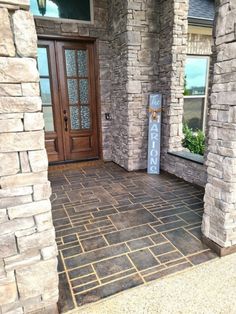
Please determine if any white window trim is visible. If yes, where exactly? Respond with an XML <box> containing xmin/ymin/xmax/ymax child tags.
<box><xmin>184</xmin><ymin>55</ymin><xmax>210</xmax><ymax>132</ymax></box>
<box><xmin>32</xmin><ymin>0</ymin><xmax>94</xmax><ymax>25</ymax></box>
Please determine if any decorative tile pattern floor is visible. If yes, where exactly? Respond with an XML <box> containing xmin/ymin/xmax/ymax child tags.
<box><xmin>49</xmin><ymin>162</ymin><xmax>217</xmax><ymax>313</ymax></box>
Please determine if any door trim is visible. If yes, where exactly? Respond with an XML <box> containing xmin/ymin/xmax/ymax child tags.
<box><xmin>38</xmin><ymin>34</ymin><xmax>103</xmax><ymax>163</ymax></box>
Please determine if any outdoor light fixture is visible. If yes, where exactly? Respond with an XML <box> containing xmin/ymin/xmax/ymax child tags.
<box><xmin>37</xmin><ymin>0</ymin><xmax>47</xmax><ymax>16</ymax></box>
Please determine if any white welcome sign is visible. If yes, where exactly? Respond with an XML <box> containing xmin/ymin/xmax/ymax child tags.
<box><xmin>147</xmin><ymin>93</ymin><xmax>162</xmax><ymax>174</ymax></box>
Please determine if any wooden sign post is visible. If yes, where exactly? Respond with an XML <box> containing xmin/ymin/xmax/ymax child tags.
<box><xmin>147</xmin><ymin>93</ymin><xmax>162</xmax><ymax>174</ymax></box>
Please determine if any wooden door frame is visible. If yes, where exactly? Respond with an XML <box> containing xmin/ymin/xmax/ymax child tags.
<box><xmin>37</xmin><ymin>39</ymin><xmax>65</xmax><ymax>162</ymax></box>
<box><xmin>37</xmin><ymin>34</ymin><xmax>103</xmax><ymax>162</ymax></box>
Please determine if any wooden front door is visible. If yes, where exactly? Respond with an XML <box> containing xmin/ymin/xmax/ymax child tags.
<box><xmin>37</xmin><ymin>39</ymin><xmax>99</xmax><ymax>163</ymax></box>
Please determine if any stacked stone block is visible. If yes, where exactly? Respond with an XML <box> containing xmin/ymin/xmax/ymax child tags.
<box><xmin>126</xmin><ymin>0</ymin><xmax>159</xmax><ymax>171</ymax></box>
<box><xmin>156</xmin><ymin>0</ymin><xmax>207</xmax><ymax>186</ymax></box>
<box><xmin>202</xmin><ymin>0</ymin><xmax>236</xmax><ymax>252</ymax></box>
<box><xmin>159</xmin><ymin>0</ymin><xmax>188</xmax><ymax>158</ymax></box>
<box><xmin>109</xmin><ymin>0</ymin><xmax>129</xmax><ymax>169</ymax></box>
<box><xmin>0</xmin><ymin>1</ymin><xmax>58</xmax><ymax>313</ymax></box>
<box><xmin>109</xmin><ymin>0</ymin><xmax>159</xmax><ymax>171</ymax></box>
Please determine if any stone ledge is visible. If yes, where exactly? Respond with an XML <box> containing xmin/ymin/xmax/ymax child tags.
<box><xmin>168</xmin><ymin>151</ymin><xmax>204</xmax><ymax>165</ymax></box>
<box><xmin>202</xmin><ymin>235</ymin><xmax>236</xmax><ymax>257</ymax></box>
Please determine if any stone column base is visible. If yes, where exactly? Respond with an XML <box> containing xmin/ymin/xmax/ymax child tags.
<box><xmin>202</xmin><ymin>236</ymin><xmax>236</xmax><ymax>257</ymax></box>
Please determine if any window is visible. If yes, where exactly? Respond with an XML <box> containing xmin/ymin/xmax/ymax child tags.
<box><xmin>183</xmin><ymin>56</ymin><xmax>209</xmax><ymax>131</ymax></box>
<box><xmin>30</xmin><ymin>0</ymin><xmax>92</xmax><ymax>22</ymax></box>
<box><xmin>37</xmin><ymin>46</ymin><xmax>55</xmax><ymax>132</ymax></box>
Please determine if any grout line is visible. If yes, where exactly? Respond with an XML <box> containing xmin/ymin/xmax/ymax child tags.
<box><xmin>183</xmin><ymin>227</ymin><xmax>203</xmax><ymax>242</ymax></box>
<box><xmin>125</xmin><ymin>253</ymin><xmax>145</xmax><ymax>283</ymax></box>
<box><xmin>59</xmin><ymin>250</ymin><xmax>77</xmax><ymax>309</ymax></box>
<box><xmin>143</xmin><ymin>260</ymin><xmax>193</xmax><ymax>280</ymax></box>
<box><xmin>73</xmin><ymin>272</ymin><xmax>139</xmax><ymax>297</ymax></box>
<box><xmin>63</xmin><ymin>251</ymin><xmax>130</xmax><ymax>272</ymax></box>
<box><xmin>70</xmin><ymin>273</ymin><xmax>96</xmax><ymax>283</ymax></box>
<box><xmin>72</xmin><ymin>279</ymin><xmax>99</xmax><ymax>291</ymax></box>
<box><xmin>103</xmin><ymin>234</ymin><xmax>110</xmax><ymax>246</ymax></box>
<box><xmin>106</xmin><ymin>215</ymin><xmax>118</xmax><ymax>231</ymax></box>
<box><xmin>95</xmin><ymin>267</ymin><xmax>136</xmax><ymax>282</ymax></box>
<box><xmin>186</xmin><ymin>248</ymin><xmax>215</xmax><ymax>258</ymax></box>
<box><xmin>91</xmin><ymin>264</ymin><xmax>101</xmax><ymax>285</ymax></box>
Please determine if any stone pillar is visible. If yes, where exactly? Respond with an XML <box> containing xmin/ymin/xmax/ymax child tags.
<box><xmin>125</xmin><ymin>0</ymin><xmax>159</xmax><ymax>171</ymax></box>
<box><xmin>110</xmin><ymin>0</ymin><xmax>159</xmax><ymax>171</ymax></box>
<box><xmin>0</xmin><ymin>1</ymin><xmax>59</xmax><ymax>313</ymax></box>
<box><xmin>109</xmin><ymin>0</ymin><xmax>129</xmax><ymax>170</ymax></box>
<box><xmin>202</xmin><ymin>0</ymin><xmax>236</xmax><ymax>256</ymax></box>
<box><xmin>159</xmin><ymin>0</ymin><xmax>188</xmax><ymax>169</ymax></box>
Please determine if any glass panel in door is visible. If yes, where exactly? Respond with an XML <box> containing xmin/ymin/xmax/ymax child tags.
<box><xmin>64</xmin><ymin>48</ymin><xmax>91</xmax><ymax>131</ymax></box>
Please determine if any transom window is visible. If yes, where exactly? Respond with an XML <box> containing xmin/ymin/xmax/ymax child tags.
<box><xmin>183</xmin><ymin>56</ymin><xmax>210</xmax><ymax>131</ymax></box>
<box><xmin>30</xmin><ymin>0</ymin><xmax>92</xmax><ymax>22</ymax></box>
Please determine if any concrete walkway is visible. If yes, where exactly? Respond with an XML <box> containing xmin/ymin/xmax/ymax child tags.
<box><xmin>68</xmin><ymin>253</ymin><xmax>236</xmax><ymax>314</ymax></box>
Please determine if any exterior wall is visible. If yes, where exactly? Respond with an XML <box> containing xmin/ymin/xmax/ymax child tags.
<box><xmin>164</xmin><ymin>25</ymin><xmax>213</xmax><ymax>188</ymax></box>
<box><xmin>34</xmin><ymin>0</ymin><xmax>159</xmax><ymax>171</ymax></box>
<box><xmin>157</xmin><ymin>0</ymin><xmax>203</xmax><ymax>184</ymax></box>
<box><xmin>35</xmin><ymin>0</ymin><xmax>112</xmax><ymax>161</ymax></box>
<box><xmin>159</xmin><ymin>0</ymin><xmax>188</xmax><ymax>156</ymax></box>
<box><xmin>109</xmin><ymin>0</ymin><xmax>159</xmax><ymax>171</ymax></box>
<box><xmin>159</xmin><ymin>19</ymin><xmax>214</xmax><ymax>188</ymax></box>
<box><xmin>125</xmin><ymin>0</ymin><xmax>159</xmax><ymax>171</ymax></box>
<box><xmin>109</xmin><ymin>0</ymin><xmax>129</xmax><ymax>169</ymax></box>
<box><xmin>0</xmin><ymin>1</ymin><xmax>59</xmax><ymax>313</ymax></box>
<box><xmin>32</xmin><ymin>1</ymin><xmax>212</xmax><ymax>189</ymax></box>
<box><xmin>164</xmin><ymin>155</ymin><xmax>207</xmax><ymax>187</ymax></box>
<box><xmin>202</xmin><ymin>0</ymin><xmax>236</xmax><ymax>249</ymax></box>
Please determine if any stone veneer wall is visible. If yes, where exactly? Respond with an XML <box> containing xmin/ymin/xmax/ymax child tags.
<box><xmin>161</xmin><ymin>25</ymin><xmax>213</xmax><ymax>188</ymax></box>
<box><xmin>35</xmin><ymin>0</ymin><xmax>112</xmax><ymax>161</ymax></box>
<box><xmin>109</xmin><ymin>0</ymin><xmax>159</xmax><ymax>171</ymax></box>
<box><xmin>157</xmin><ymin>0</ymin><xmax>205</xmax><ymax>185</ymax></box>
<box><xmin>202</xmin><ymin>0</ymin><xmax>236</xmax><ymax>250</ymax></box>
<box><xmin>125</xmin><ymin>0</ymin><xmax>159</xmax><ymax>170</ymax></box>
<box><xmin>159</xmin><ymin>0</ymin><xmax>188</xmax><ymax>156</ymax></box>
<box><xmin>164</xmin><ymin>155</ymin><xmax>207</xmax><ymax>187</ymax></box>
<box><xmin>109</xmin><ymin>0</ymin><xmax>129</xmax><ymax>169</ymax></box>
<box><xmin>0</xmin><ymin>1</ymin><xmax>58</xmax><ymax>313</ymax></box>
<box><xmin>33</xmin><ymin>0</ymin><xmax>210</xmax><ymax>188</ymax></box>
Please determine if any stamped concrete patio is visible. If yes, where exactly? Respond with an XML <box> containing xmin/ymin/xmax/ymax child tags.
<box><xmin>49</xmin><ymin>162</ymin><xmax>217</xmax><ymax>313</ymax></box>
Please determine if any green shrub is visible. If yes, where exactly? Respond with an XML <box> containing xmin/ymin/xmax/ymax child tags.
<box><xmin>182</xmin><ymin>124</ymin><xmax>205</xmax><ymax>156</ymax></box>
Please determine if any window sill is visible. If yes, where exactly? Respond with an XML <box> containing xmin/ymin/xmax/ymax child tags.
<box><xmin>168</xmin><ymin>151</ymin><xmax>204</xmax><ymax>165</ymax></box>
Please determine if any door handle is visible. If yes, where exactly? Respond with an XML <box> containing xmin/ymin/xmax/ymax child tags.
<box><xmin>63</xmin><ymin>111</ymin><xmax>68</xmax><ymax>131</ymax></box>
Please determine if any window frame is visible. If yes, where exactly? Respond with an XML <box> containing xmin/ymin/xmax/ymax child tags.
<box><xmin>183</xmin><ymin>54</ymin><xmax>210</xmax><ymax>132</ymax></box>
<box><xmin>31</xmin><ymin>0</ymin><xmax>94</xmax><ymax>25</ymax></box>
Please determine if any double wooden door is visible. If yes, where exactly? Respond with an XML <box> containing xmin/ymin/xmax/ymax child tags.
<box><xmin>37</xmin><ymin>39</ymin><xmax>99</xmax><ymax>163</ymax></box>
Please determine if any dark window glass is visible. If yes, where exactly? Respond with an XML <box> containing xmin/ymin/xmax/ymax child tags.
<box><xmin>30</xmin><ymin>0</ymin><xmax>91</xmax><ymax>21</ymax></box>
<box><xmin>183</xmin><ymin>98</ymin><xmax>205</xmax><ymax>131</ymax></box>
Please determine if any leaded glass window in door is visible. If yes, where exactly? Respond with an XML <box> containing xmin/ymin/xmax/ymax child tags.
<box><xmin>64</xmin><ymin>48</ymin><xmax>91</xmax><ymax>130</ymax></box>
